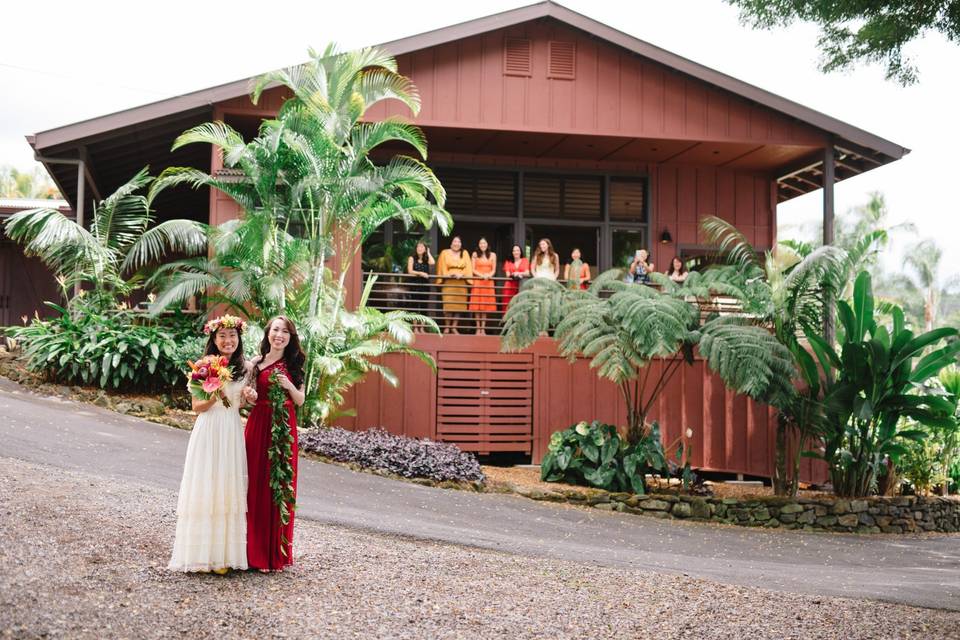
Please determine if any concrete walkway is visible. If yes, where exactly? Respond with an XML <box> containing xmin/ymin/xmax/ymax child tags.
<box><xmin>1</xmin><ymin>378</ymin><xmax>958</xmax><ymax>611</ymax></box>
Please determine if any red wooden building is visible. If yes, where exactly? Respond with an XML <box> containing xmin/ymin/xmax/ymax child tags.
<box><xmin>22</xmin><ymin>2</ymin><xmax>907</xmax><ymax>478</ymax></box>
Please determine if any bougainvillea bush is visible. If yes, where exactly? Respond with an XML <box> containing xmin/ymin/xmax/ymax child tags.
<box><xmin>300</xmin><ymin>427</ymin><xmax>485</xmax><ymax>483</ymax></box>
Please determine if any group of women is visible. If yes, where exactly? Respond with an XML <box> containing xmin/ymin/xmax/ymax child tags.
<box><xmin>169</xmin><ymin>315</ymin><xmax>304</xmax><ymax>574</ymax></box>
<box><xmin>405</xmin><ymin>237</ymin><xmax>692</xmax><ymax>333</ymax></box>
<box><xmin>405</xmin><ymin>237</ymin><xmax>592</xmax><ymax>334</ymax></box>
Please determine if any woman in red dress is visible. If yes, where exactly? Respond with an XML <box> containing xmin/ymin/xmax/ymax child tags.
<box><xmin>501</xmin><ymin>244</ymin><xmax>530</xmax><ymax>313</ymax></box>
<box><xmin>245</xmin><ymin>316</ymin><xmax>305</xmax><ymax>572</ymax></box>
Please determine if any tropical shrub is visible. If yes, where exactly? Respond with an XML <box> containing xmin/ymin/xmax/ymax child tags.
<box><xmin>299</xmin><ymin>427</ymin><xmax>484</xmax><ymax>483</ymax></box>
<box><xmin>900</xmin><ymin>435</ymin><xmax>947</xmax><ymax>495</ymax></box>
<box><xmin>4</xmin><ymin>168</ymin><xmax>206</xmax><ymax>306</ymax></box>
<box><xmin>501</xmin><ymin>269</ymin><xmax>794</xmax><ymax>447</ymax></box>
<box><xmin>806</xmin><ymin>272</ymin><xmax>960</xmax><ymax>497</ymax></box>
<box><xmin>540</xmin><ymin>421</ymin><xmax>671</xmax><ymax>494</ymax></box>
<box><xmin>300</xmin><ymin>275</ymin><xmax>437</xmax><ymax>426</ymax></box>
<box><xmin>9</xmin><ymin>298</ymin><xmax>189</xmax><ymax>391</ymax></box>
<box><xmin>701</xmin><ymin>216</ymin><xmax>883</xmax><ymax>497</ymax></box>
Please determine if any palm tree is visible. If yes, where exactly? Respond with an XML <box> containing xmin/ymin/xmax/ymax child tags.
<box><xmin>4</xmin><ymin>168</ymin><xmax>206</xmax><ymax>306</ymax></box>
<box><xmin>885</xmin><ymin>239</ymin><xmax>958</xmax><ymax>331</ymax></box>
<box><xmin>146</xmin><ymin>207</ymin><xmax>312</xmax><ymax>320</ymax></box>
<box><xmin>152</xmin><ymin>45</ymin><xmax>453</xmax><ymax>324</ymax></box>
<box><xmin>701</xmin><ymin>216</ymin><xmax>868</xmax><ymax>496</ymax></box>
<box><xmin>501</xmin><ymin>269</ymin><xmax>794</xmax><ymax>447</ymax></box>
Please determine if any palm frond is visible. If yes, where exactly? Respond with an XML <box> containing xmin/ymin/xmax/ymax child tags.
<box><xmin>122</xmin><ymin>219</ymin><xmax>208</xmax><ymax>272</ymax></box>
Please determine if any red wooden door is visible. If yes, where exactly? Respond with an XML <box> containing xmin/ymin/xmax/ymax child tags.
<box><xmin>436</xmin><ymin>351</ymin><xmax>533</xmax><ymax>454</ymax></box>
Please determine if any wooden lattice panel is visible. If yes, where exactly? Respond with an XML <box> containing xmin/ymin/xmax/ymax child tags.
<box><xmin>436</xmin><ymin>352</ymin><xmax>533</xmax><ymax>454</ymax></box>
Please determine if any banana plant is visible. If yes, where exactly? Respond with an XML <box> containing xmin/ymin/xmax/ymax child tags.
<box><xmin>804</xmin><ymin>272</ymin><xmax>960</xmax><ymax>497</ymax></box>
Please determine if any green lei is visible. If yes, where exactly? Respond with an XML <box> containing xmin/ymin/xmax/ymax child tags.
<box><xmin>567</xmin><ymin>259</ymin><xmax>583</xmax><ymax>289</ymax></box>
<box><xmin>267</xmin><ymin>367</ymin><xmax>296</xmax><ymax>556</ymax></box>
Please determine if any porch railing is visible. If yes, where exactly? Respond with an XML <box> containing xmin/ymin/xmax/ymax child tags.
<box><xmin>362</xmin><ymin>271</ymin><xmax>743</xmax><ymax>335</ymax></box>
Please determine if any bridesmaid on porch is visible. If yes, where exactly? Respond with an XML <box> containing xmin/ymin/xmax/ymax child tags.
<box><xmin>245</xmin><ymin>316</ymin><xmax>305</xmax><ymax>572</ymax></box>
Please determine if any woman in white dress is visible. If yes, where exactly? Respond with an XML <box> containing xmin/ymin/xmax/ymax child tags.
<box><xmin>169</xmin><ymin>315</ymin><xmax>257</xmax><ymax>574</ymax></box>
<box><xmin>531</xmin><ymin>238</ymin><xmax>560</xmax><ymax>280</ymax></box>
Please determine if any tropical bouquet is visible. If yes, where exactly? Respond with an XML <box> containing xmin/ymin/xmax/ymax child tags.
<box><xmin>186</xmin><ymin>354</ymin><xmax>235</xmax><ymax>407</ymax></box>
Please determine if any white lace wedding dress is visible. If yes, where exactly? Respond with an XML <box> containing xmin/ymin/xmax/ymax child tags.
<box><xmin>169</xmin><ymin>380</ymin><xmax>248</xmax><ymax>571</ymax></box>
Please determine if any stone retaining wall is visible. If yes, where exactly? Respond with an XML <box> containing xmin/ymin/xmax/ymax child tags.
<box><xmin>514</xmin><ymin>487</ymin><xmax>960</xmax><ymax>534</ymax></box>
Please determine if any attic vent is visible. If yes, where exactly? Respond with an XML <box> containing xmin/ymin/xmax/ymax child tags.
<box><xmin>547</xmin><ymin>41</ymin><xmax>576</xmax><ymax>79</ymax></box>
<box><xmin>503</xmin><ymin>38</ymin><xmax>532</xmax><ymax>76</ymax></box>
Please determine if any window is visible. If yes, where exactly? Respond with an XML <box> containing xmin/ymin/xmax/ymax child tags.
<box><xmin>609</xmin><ymin>178</ymin><xmax>646</xmax><ymax>222</ymax></box>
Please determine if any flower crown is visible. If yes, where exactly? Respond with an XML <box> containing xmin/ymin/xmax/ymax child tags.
<box><xmin>203</xmin><ymin>314</ymin><xmax>247</xmax><ymax>335</ymax></box>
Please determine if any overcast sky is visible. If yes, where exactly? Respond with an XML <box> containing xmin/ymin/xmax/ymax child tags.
<box><xmin>2</xmin><ymin>0</ymin><xmax>957</xmax><ymax>275</ymax></box>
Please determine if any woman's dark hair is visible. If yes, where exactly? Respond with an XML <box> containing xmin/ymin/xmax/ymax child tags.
<box><xmin>476</xmin><ymin>237</ymin><xmax>491</xmax><ymax>259</ymax></box>
<box><xmin>450</xmin><ymin>235</ymin><xmax>466</xmax><ymax>258</ymax></box>
<box><xmin>203</xmin><ymin>329</ymin><xmax>246</xmax><ymax>380</ymax></box>
<box><xmin>257</xmin><ymin>315</ymin><xmax>306</xmax><ymax>388</ymax></box>
<box><xmin>505</xmin><ymin>244</ymin><xmax>523</xmax><ymax>266</ymax></box>
<box><xmin>414</xmin><ymin>241</ymin><xmax>428</xmax><ymax>260</ymax></box>
<box><xmin>668</xmin><ymin>255</ymin><xmax>687</xmax><ymax>275</ymax></box>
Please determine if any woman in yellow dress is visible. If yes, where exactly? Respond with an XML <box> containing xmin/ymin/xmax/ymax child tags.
<box><xmin>436</xmin><ymin>236</ymin><xmax>473</xmax><ymax>334</ymax></box>
<box><xmin>469</xmin><ymin>237</ymin><xmax>497</xmax><ymax>335</ymax></box>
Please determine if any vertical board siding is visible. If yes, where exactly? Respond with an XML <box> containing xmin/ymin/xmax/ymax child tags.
<box><xmin>340</xmin><ymin>336</ymin><xmax>825</xmax><ymax>482</ymax></box>
<box><xmin>374</xmin><ymin>20</ymin><xmax>825</xmax><ymax>147</ymax></box>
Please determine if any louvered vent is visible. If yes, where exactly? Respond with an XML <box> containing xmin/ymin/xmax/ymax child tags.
<box><xmin>503</xmin><ymin>38</ymin><xmax>532</xmax><ymax>76</ymax></box>
<box><xmin>434</xmin><ymin>168</ymin><xmax>517</xmax><ymax>217</ymax></box>
<box><xmin>524</xmin><ymin>174</ymin><xmax>601</xmax><ymax>219</ymax></box>
<box><xmin>547</xmin><ymin>41</ymin><xmax>576</xmax><ymax>79</ymax></box>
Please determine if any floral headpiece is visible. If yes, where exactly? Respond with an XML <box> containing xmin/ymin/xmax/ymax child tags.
<box><xmin>203</xmin><ymin>314</ymin><xmax>247</xmax><ymax>335</ymax></box>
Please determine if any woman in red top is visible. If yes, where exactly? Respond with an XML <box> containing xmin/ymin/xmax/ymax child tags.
<box><xmin>501</xmin><ymin>244</ymin><xmax>530</xmax><ymax>312</ymax></box>
<box><xmin>245</xmin><ymin>316</ymin><xmax>305</xmax><ymax>572</ymax></box>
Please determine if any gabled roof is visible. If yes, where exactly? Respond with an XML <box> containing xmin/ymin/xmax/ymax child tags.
<box><xmin>28</xmin><ymin>1</ymin><xmax>908</xmax><ymax>204</ymax></box>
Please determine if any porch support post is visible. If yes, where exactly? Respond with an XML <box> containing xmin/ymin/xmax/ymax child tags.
<box><xmin>822</xmin><ymin>145</ymin><xmax>835</xmax><ymax>346</ymax></box>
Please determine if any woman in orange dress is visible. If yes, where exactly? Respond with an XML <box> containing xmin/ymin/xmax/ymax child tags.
<box><xmin>436</xmin><ymin>236</ymin><xmax>473</xmax><ymax>334</ymax></box>
<box><xmin>469</xmin><ymin>237</ymin><xmax>497</xmax><ymax>335</ymax></box>
<box><xmin>563</xmin><ymin>247</ymin><xmax>590</xmax><ymax>290</ymax></box>
<box><xmin>501</xmin><ymin>244</ymin><xmax>530</xmax><ymax>312</ymax></box>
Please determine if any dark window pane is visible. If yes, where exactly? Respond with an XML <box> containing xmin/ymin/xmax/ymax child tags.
<box><xmin>611</xmin><ymin>229</ymin><xmax>648</xmax><ymax>270</ymax></box>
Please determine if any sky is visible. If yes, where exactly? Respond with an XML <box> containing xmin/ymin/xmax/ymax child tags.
<box><xmin>2</xmin><ymin>0</ymin><xmax>958</xmax><ymax>276</ymax></box>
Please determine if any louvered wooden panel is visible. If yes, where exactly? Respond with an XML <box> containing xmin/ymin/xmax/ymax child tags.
<box><xmin>503</xmin><ymin>38</ymin><xmax>532</xmax><ymax>77</ymax></box>
<box><xmin>547</xmin><ymin>41</ymin><xmax>576</xmax><ymax>80</ymax></box>
<box><xmin>524</xmin><ymin>174</ymin><xmax>602</xmax><ymax>219</ymax></box>
<box><xmin>437</xmin><ymin>352</ymin><xmax>533</xmax><ymax>454</ymax></box>
<box><xmin>609</xmin><ymin>178</ymin><xmax>646</xmax><ymax>221</ymax></box>
<box><xmin>434</xmin><ymin>168</ymin><xmax>517</xmax><ymax>217</ymax></box>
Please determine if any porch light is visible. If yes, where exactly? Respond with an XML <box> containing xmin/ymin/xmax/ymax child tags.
<box><xmin>660</xmin><ymin>228</ymin><xmax>673</xmax><ymax>244</ymax></box>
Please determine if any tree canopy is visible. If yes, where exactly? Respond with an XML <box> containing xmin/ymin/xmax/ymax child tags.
<box><xmin>726</xmin><ymin>0</ymin><xmax>960</xmax><ymax>85</ymax></box>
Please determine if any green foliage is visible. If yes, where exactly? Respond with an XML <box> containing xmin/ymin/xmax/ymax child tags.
<box><xmin>299</xmin><ymin>274</ymin><xmax>438</xmax><ymax>426</ymax></box>
<box><xmin>150</xmin><ymin>45</ymin><xmax>453</xmax><ymax>423</ymax></box>
<box><xmin>807</xmin><ymin>272</ymin><xmax>960</xmax><ymax>497</ymax></box>
<box><xmin>900</xmin><ymin>433</ymin><xmax>949</xmax><ymax>495</ymax></box>
<box><xmin>540</xmin><ymin>421</ymin><xmax>668</xmax><ymax>494</ymax></box>
<box><xmin>8</xmin><ymin>298</ymin><xmax>191</xmax><ymax>391</ymax></box>
<box><xmin>4</xmin><ymin>169</ymin><xmax>206</xmax><ymax>306</ymax></box>
<box><xmin>502</xmin><ymin>268</ymin><xmax>793</xmax><ymax>446</ymax></box>
<box><xmin>726</xmin><ymin>0</ymin><xmax>960</xmax><ymax>85</ymax></box>
<box><xmin>701</xmin><ymin>215</ymin><xmax>856</xmax><ymax>497</ymax></box>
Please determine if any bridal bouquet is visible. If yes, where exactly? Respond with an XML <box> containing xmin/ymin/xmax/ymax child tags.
<box><xmin>186</xmin><ymin>355</ymin><xmax>234</xmax><ymax>408</ymax></box>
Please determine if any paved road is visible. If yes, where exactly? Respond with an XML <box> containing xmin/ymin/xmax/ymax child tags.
<box><xmin>2</xmin><ymin>378</ymin><xmax>959</xmax><ymax>611</ymax></box>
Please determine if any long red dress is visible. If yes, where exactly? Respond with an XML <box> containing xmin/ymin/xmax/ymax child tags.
<box><xmin>245</xmin><ymin>360</ymin><xmax>298</xmax><ymax>571</ymax></box>
<box><xmin>501</xmin><ymin>257</ymin><xmax>529</xmax><ymax>312</ymax></box>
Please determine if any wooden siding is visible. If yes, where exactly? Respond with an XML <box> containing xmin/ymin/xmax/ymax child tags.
<box><xmin>338</xmin><ymin>334</ymin><xmax>825</xmax><ymax>482</ymax></box>
<box><xmin>361</xmin><ymin>19</ymin><xmax>826</xmax><ymax>148</ymax></box>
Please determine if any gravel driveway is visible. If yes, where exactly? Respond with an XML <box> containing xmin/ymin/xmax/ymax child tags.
<box><xmin>1</xmin><ymin>457</ymin><xmax>957</xmax><ymax>640</ymax></box>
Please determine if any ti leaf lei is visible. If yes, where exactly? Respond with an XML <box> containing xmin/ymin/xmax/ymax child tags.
<box><xmin>267</xmin><ymin>367</ymin><xmax>296</xmax><ymax>556</ymax></box>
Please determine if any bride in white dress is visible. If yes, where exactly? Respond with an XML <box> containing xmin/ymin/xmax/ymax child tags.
<box><xmin>169</xmin><ymin>316</ymin><xmax>257</xmax><ymax>573</ymax></box>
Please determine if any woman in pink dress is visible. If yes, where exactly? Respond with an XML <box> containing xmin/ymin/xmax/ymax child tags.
<box><xmin>245</xmin><ymin>316</ymin><xmax>305</xmax><ymax>572</ymax></box>
<box><xmin>501</xmin><ymin>244</ymin><xmax>530</xmax><ymax>312</ymax></box>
